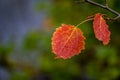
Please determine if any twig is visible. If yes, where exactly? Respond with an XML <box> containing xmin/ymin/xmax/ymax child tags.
<box><xmin>105</xmin><ymin>0</ymin><xmax>108</xmax><ymax>7</ymax></box>
<box><xmin>84</xmin><ymin>0</ymin><xmax>120</xmax><ymax>20</ymax></box>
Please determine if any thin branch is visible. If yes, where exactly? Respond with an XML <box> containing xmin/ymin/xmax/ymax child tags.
<box><xmin>84</xmin><ymin>0</ymin><xmax>120</xmax><ymax>20</ymax></box>
<box><xmin>105</xmin><ymin>0</ymin><xmax>108</xmax><ymax>7</ymax></box>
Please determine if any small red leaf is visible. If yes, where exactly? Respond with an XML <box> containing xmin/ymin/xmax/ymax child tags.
<box><xmin>52</xmin><ymin>24</ymin><xmax>85</xmax><ymax>59</ymax></box>
<box><xmin>93</xmin><ymin>13</ymin><xmax>111</xmax><ymax>45</ymax></box>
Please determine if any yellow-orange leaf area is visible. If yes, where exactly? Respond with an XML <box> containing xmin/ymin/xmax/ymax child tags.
<box><xmin>93</xmin><ymin>13</ymin><xmax>111</xmax><ymax>45</ymax></box>
<box><xmin>52</xmin><ymin>24</ymin><xmax>85</xmax><ymax>59</ymax></box>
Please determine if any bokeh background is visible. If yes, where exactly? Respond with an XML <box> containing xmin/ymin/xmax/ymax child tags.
<box><xmin>0</xmin><ymin>0</ymin><xmax>120</xmax><ymax>80</ymax></box>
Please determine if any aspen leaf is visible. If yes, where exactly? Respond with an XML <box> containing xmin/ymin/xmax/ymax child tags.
<box><xmin>52</xmin><ymin>24</ymin><xmax>85</xmax><ymax>59</ymax></box>
<box><xmin>93</xmin><ymin>13</ymin><xmax>111</xmax><ymax>45</ymax></box>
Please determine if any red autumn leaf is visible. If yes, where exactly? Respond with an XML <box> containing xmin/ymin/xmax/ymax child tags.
<box><xmin>52</xmin><ymin>24</ymin><xmax>85</xmax><ymax>59</ymax></box>
<box><xmin>93</xmin><ymin>13</ymin><xmax>111</xmax><ymax>45</ymax></box>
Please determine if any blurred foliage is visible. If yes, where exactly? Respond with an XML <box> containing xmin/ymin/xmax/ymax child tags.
<box><xmin>0</xmin><ymin>0</ymin><xmax>120</xmax><ymax>80</ymax></box>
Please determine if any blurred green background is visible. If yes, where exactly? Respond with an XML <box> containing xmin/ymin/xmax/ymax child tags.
<box><xmin>0</xmin><ymin>0</ymin><xmax>120</xmax><ymax>80</ymax></box>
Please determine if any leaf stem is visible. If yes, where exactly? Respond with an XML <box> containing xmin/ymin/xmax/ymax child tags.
<box><xmin>76</xmin><ymin>18</ymin><xmax>93</xmax><ymax>27</ymax></box>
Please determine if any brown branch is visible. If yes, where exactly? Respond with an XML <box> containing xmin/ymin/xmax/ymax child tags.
<box><xmin>84</xmin><ymin>0</ymin><xmax>120</xmax><ymax>20</ymax></box>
